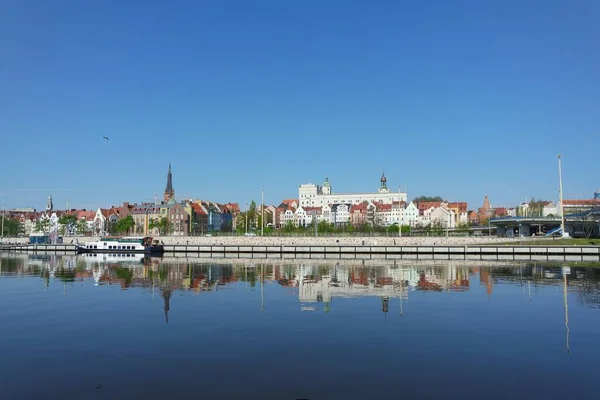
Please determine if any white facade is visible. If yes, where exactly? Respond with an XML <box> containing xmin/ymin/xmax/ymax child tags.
<box><xmin>429</xmin><ymin>206</ymin><xmax>456</xmax><ymax>228</ymax></box>
<box><xmin>402</xmin><ymin>201</ymin><xmax>419</xmax><ymax>226</ymax></box>
<box><xmin>299</xmin><ymin>175</ymin><xmax>407</xmax><ymax>208</ymax></box>
<box><xmin>280</xmin><ymin>209</ymin><xmax>295</xmax><ymax>227</ymax></box>
<box><xmin>542</xmin><ymin>202</ymin><xmax>558</xmax><ymax>217</ymax></box>
<box><xmin>330</xmin><ymin>204</ymin><xmax>351</xmax><ymax>225</ymax></box>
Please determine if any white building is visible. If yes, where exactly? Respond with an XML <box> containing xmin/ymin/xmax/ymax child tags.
<box><xmin>402</xmin><ymin>201</ymin><xmax>419</xmax><ymax>226</ymax></box>
<box><xmin>429</xmin><ymin>205</ymin><xmax>456</xmax><ymax>228</ymax></box>
<box><xmin>299</xmin><ymin>174</ymin><xmax>407</xmax><ymax>208</ymax></box>
<box><xmin>330</xmin><ymin>204</ymin><xmax>351</xmax><ymax>226</ymax></box>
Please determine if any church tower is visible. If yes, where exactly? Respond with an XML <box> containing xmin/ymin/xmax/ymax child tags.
<box><xmin>164</xmin><ymin>163</ymin><xmax>175</xmax><ymax>203</ymax></box>
<box><xmin>47</xmin><ymin>194</ymin><xmax>53</xmax><ymax>212</ymax></box>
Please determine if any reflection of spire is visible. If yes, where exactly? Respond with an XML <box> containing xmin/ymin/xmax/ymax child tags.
<box><xmin>400</xmin><ymin>296</ymin><xmax>403</xmax><ymax>317</ymax></box>
<box><xmin>381</xmin><ymin>296</ymin><xmax>389</xmax><ymax>315</ymax></box>
<box><xmin>260</xmin><ymin>265</ymin><xmax>264</xmax><ymax>313</ymax></box>
<box><xmin>163</xmin><ymin>289</ymin><xmax>172</xmax><ymax>325</ymax></box>
<box><xmin>562</xmin><ymin>267</ymin><xmax>570</xmax><ymax>354</ymax></box>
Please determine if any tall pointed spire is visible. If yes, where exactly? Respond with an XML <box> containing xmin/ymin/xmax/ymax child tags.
<box><xmin>164</xmin><ymin>163</ymin><xmax>175</xmax><ymax>203</ymax></box>
<box><xmin>163</xmin><ymin>289</ymin><xmax>171</xmax><ymax>325</ymax></box>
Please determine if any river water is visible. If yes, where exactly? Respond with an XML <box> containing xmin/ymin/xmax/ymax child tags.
<box><xmin>1</xmin><ymin>253</ymin><xmax>599</xmax><ymax>400</ymax></box>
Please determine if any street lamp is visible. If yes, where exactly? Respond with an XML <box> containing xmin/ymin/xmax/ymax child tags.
<box><xmin>558</xmin><ymin>154</ymin><xmax>566</xmax><ymax>238</ymax></box>
<box><xmin>261</xmin><ymin>189</ymin><xmax>264</xmax><ymax>236</ymax></box>
<box><xmin>398</xmin><ymin>186</ymin><xmax>402</xmax><ymax>238</ymax></box>
<box><xmin>1</xmin><ymin>204</ymin><xmax>5</xmax><ymax>239</ymax></box>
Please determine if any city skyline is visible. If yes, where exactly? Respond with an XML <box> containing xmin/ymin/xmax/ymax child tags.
<box><xmin>1</xmin><ymin>1</ymin><xmax>599</xmax><ymax>210</ymax></box>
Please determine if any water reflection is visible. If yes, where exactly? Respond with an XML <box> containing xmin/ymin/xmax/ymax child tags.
<box><xmin>2</xmin><ymin>254</ymin><xmax>600</xmax><ymax>312</ymax></box>
<box><xmin>1</xmin><ymin>253</ymin><xmax>600</xmax><ymax>399</ymax></box>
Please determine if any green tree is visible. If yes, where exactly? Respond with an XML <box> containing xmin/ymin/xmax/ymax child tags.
<box><xmin>58</xmin><ymin>214</ymin><xmax>79</xmax><ymax>236</ymax></box>
<box><xmin>283</xmin><ymin>220</ymin><xmax>295</xmax><ymax>233</ymax></box>
<box><xmin>413</xmin><ymin>196</ymin><xmax>445</xmax><ymax>203</ymax></box>
<box><xmin>149</xmin><ymin>217</ymin><xmax>171</xmax><ymax>236</ymax></box>
<box><xmin>318</xmin><ymin>220</ymin><xmax>334</xmax><ymax>233</ymax></box>
<box><xmin>35</xmin><ymin>218</ymin><xmax>51</xmax><ymax>233</ymax></box>
<box><xmin>115</xmin><ymin>216</ymin><xmax>134</xmax><ymax>234</ymax></box>
<box><xmin>76</xmin><ymin>219</ymin><xmax>89</xmax><ymax>235</ymax></box>
<box><xmin>1</xmin><ymin>217</ymin><xmax>23</xmax><ymax>236</ymax></box>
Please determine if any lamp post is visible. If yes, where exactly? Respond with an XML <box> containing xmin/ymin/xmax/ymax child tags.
<box><xmin>558</xmin><ymin>154</ymin><xmax>566</xmax><ymax>238</ymax></box>
<box><xmin>261</xmin><ymin>189</ymin><xmax>264</xmax><ymax>236</ymax></box>
<box><xmin>398</xmin><ymin>186</ymin><xmax>402</xmax><ymax>238</ymax></box>
<box><xmin>1</xmin><ymin>204</ymin><xmax>5</xmax><ymax>239</ymax></box>
<box><xmin>245</xmin><ymin>202</ymin><xmax>249</xmax><ymax>234</ymax></box>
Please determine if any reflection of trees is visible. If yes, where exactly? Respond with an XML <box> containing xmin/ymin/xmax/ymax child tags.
<box><xmin>55</xmin><ymin>267</ymin><xmax>75</xmax><ymax>282</ymax></box>
<box><xmin>574</xmin><ymin>269</ymin><xmax>600</xmax><ymax>308</ymax></box>
<box><xmin>115</xmin><ymin>268</ymin><xmax>134</xmax><ymax>286</ymax></box>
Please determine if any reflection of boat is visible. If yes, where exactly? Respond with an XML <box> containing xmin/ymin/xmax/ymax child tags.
<box><xmin>80</xmin><ymin>252</ymin><xmax>147</xmax><ymax>264</ymax></box>
<box><xmin>76</xmin><ymin>236</ymin><xmax>164</xmax><ymax>256</ymax></box>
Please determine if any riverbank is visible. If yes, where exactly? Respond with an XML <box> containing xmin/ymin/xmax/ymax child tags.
<box><xmin>1</xmin><ymin>235</ymin><xmax>516</xmax><ymax>247</ymax></box>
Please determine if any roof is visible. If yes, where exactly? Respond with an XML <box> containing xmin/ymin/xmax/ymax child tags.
<box><xmin>418</xmin><ymin>202</ymin><xmax>442</xmax><ymax>211</ymax></box>
<box><xmin>190</xmin><ymin>203</ymin><xmax>206</xmax><ymax>215</ymax></box>
<box><xmin>563</xmin><ymin>199</ymin><xmax>600</xmax><ymax>206</ymax></box>
<box><xmin>447</xmin><ymin>202</ymin><xmax>468</xmax><ymax>212</ymax></box>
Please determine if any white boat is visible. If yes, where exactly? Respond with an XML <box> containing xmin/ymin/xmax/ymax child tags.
<box><xmin>76</xmin><ymin>236</ymin><xmax>164</xmax><ymax>255</ymax></box>
<box><xmin>80</xmin><ymin>252</ymin><xmax>148</xmax><ymax>264</ymax></box>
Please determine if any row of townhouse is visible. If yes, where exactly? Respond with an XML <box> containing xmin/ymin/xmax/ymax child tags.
<box><xmin>130</xmin><ymin>199</ymin><xmax>239</xmax><ymax>236</ymax></box>
<box><xmin>10</xmin><ymin>207</ymin><xmax>119</xmax><ymax>237</ymax></box>
<box><xmin>272</xmin><ymin>199</ymin><xmax>468</xmax><ymax>228</ymax></box>
<box><xmin>10</xmin><ymin>199</ymin><xmax>240</xmax><ymax>237</ymax></box>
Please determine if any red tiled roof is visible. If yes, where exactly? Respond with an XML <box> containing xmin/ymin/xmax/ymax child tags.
<box><xmin>190</xmin><ymin>203</ymin><xmax>206</xmax><ymax>215</ymax></box>
<box><xmin>563</xmin><ymin>199</ymin><xmax>600</xmax><ymax>206</ymax></box>
<box><xmin>350</xmin><ymin>203</ymin><xmax>368</xmax><ymax>212</ymax></box>
<box><xmin>376</xmin><ymin>203</ymin><xmax>392</xmax><ymax>211</ymax></box>
<box><xmin>418</xmin><ymin>202</ymin><xmax>442</xmax><ymax>211</ymax></box>
<box><xmin>447</xmin><ymin>202</ymin><xmax>468</xmax><ymax>213</ymax></box>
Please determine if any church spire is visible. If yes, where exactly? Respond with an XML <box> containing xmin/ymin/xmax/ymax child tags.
<box><xmin>163</xmin><ymin>289</ymin><xmax>171</xmax><ymax>325</ymax></box>
<box><xmin>164</xmin><ymin>163</ymin><xmax>175</xmax><ymax>203</ymax></box>
<box><xmin>47</xmin><ymin>194</ymin><xmax>53</xmax><ymax>212</ymax></box>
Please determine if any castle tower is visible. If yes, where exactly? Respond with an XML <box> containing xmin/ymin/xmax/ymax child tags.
<box><xmin>164</xmin><ymin>163</ymin><xmax>175</xmax><ymax>203</ymax></box>
<box><xmin>323</xmin><ymin>177</ymin><xmax>331</xmax><ymax>195</ymax></box>
<box><xmin>378</xmin><ymin>172</ymin><xmax>389</xmax><ymax>193</ymax></box>
<box><xmin>47</xmin><ymin>194</ymin><xmax>53</xmax><ymax>212</ymax></box>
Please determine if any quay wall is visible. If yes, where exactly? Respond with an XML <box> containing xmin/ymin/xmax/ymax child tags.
<box><xmin>2</xmin><ymin>235</ymin><xmax>513</xmax><ymax>247</ymax></box>
<box><xmin>1</xmin><ymin>242</ymin><xmax>599</xmax><ymax>262</ymax></box>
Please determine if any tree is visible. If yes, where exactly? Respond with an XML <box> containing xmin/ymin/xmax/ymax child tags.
<box><xmin>577</xmin><ymin>208</ymin><xmax>600</xmax><ymax>239</ymax></box>
<box><xmin>149</xmin><ymin>217</ymin><xmax>171</xmax><ymax>236</ymax></box>
<box><xmin>114</xmin><ymin>216</ymin><xmax>134</xmax><ymax>234</ymax></box>
<box><xmin>58</xmin><ymin>214</ymin><xmax>79</xmax><ymax>236</ymax></box>
<box><xmin>1</xmin><ymin>217</ymin><xmax>23</xmax><ymax>237</ymax></box>
<box><xmin>76</xmin><ymin>219</ymin><xmax>89</xmax><ymax>235</ymax></box>
<box><xmin>413</xmin><ymin>196</ymin><xmax>445</xmax><ymax>203</ymax></box>
<box><xmin>35</xmin><ymin>218</ymin><xmax>51</xmax><ymax>233</ymax></box>
<box><xmin>283</xmin><ymin>220</ymin><xmax>295</xmax><ymax>233</ymax></box>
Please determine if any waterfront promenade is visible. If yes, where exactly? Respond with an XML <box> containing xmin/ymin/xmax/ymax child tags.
<box><xmin>1</xmin><ymin>235</ymin><xmax>513</xmax><ymax>247</ymax></box>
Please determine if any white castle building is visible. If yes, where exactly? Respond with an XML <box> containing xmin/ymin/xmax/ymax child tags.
<box><xmin>299</xmin><ymin>174</ymin><xmax>407</xmax><ymax>208</ymax></box>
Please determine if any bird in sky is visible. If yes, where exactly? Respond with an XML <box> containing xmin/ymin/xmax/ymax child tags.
<box><xmin>103</xmin><ymin>136</ymin><xmax>109</xmax><ymax>141</ymax></box>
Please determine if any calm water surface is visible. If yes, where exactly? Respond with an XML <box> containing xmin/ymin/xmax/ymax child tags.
<box><xmin>1</xmin><ymin>254</ymin><xmax>600</xmax><ymax>400</ymax></box>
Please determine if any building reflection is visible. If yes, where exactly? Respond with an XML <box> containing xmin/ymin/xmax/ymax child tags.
<box><xmin>2</xmin><ymin>254</ymin><xmax>600</xmax><ymax>317</ymax></box>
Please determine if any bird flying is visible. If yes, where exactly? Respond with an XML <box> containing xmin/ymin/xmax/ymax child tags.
<box><xmin>103</xmin><ymin>136</ymin><xmax>109</xmax><ymax>141</ymax></box>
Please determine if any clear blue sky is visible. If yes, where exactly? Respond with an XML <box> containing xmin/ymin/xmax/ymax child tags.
<box><xmin>1</xmin><ymin>0</ymin><xmax>599</xmax><ymax>212</ymax></box>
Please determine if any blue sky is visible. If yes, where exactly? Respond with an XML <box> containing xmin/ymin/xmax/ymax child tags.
<box><xmin>1</xmin><ymin>0</ymin><xmax>599</xmax><ymax>212</ymax></box>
